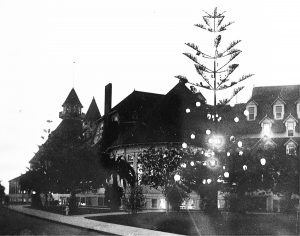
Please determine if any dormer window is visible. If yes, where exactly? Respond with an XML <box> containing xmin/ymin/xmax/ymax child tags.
<box><xmin>248</xmin><ymin>106</ymin><xmax>255</xmax><ymax>121</ymax></box>
<box><xmin>272</xmin><ymin>97</ymin><xmax>285</xmax><ymax>120</ymax></box>
<box><xmin>297</xmin><ymin>103</ymin><xmax>300</xmax><ymax>119</ymax></box>
<box><xmin>287</xmin><ymin>122</ymin><xmax>294</xmax><ymax>136</ymax></box>
<box><xmin>259</xmin><ymin>116</ymin><xmax>273</xmax><ymax>137</ymax></box>
<box><xmin>246</xmin><ymin>100</ymin><xmax>257</xmax><ymax>121</ymax></box>
<box><xmin>285</xmin><ymin>139</ymin><xmax>297</xmax><ymax>155</ymax></box>
<box><xmin>284</xmin><ymin>114</ymin><xmax>297</xmax><ymax>137</ymax></box>
<box><xmin>262</xmin><ymin>123</ymin><xmax>271</xmax><ymax>136</ymax></box>
<box><xmin>274</xmin><ymin>105</ymin><xmax>284</xmax><ymax>120</ymax></box>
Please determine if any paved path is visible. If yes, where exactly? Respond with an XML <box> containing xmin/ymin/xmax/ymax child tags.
<box><xmin>8</xmin><ymin>205</ymin><xmax>182</xmax><ymax>236</ymax></box>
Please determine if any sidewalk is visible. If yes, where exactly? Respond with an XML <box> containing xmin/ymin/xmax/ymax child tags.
<box><xmin>8</xmin><ymin>205</ymin><xmax>182</xmax><ymax>236</ymax></box>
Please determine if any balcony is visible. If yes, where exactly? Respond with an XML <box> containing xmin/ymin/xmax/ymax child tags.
<box><xmin>59</xmin><ymin>111</ymin><xmax>85</xmax><ymax>120</ymax></box>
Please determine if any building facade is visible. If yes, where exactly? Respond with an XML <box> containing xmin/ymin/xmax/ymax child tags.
<box><xmin>9</xmin><ymin>83</ymin><xmax>299</xmax><ymax>211</ymax></box>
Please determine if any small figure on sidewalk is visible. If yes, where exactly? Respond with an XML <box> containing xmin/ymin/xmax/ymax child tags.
<box><xmin>65</xmin><ymin>205</ymin><xmax>69</xmax><ymax>216</ymax></box>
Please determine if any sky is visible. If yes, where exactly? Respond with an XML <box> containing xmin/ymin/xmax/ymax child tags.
<box><xmin>1</xmin><ymin>0</ymin><xmax>300</xmax><ymax>193</ymax></box>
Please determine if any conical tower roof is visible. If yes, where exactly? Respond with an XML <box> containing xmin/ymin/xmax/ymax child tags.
<box><xmin>85</xmin><ymin>97</ymin><xmax>101</xmax><ymax>122</ymax></box>
<box><xmin>62</xmin><ymin>88</ymin><xmax>83</xmax><ymax>108</ymax></box>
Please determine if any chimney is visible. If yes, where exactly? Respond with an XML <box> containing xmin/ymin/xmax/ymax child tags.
<box><xmin>104</xmin><ymin>83</ymin><xmax>112</xmax><ymax>115</ymax></box>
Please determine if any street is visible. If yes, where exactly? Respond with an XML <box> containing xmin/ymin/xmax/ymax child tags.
<box><xmin>0</xmin><ymin>206</ymin><xmax>113</xmax><ymax>235</ymax></box>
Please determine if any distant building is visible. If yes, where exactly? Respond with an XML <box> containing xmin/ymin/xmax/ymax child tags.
<box><xmin>8</xmin><ymin>176</ymin><xmax>31</xmax><ymax>203</ymax></box>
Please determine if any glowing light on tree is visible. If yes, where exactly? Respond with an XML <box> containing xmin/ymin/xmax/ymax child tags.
<box><xmin>174</xmin><ymin>173</ymin><xmax>181</xmax><ymax>182</ymax></box>
<box><xmin>237</xmin><ymin>141</ymin><xmax>242</xmax><ymax>148</ymax></box>
<box><xmin>260</xmin><ymin>158</ymin><xmax>266</xmax><ymax>166</ymax></box>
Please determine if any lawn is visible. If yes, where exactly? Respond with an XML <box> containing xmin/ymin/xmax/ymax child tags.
<box><xmin>87</xmin><ymin>211</ymin><xmax>298</xmax><ymax>235</ymax></box>
<box><xmin>28</xmin><ymin>205</ymin><xmax>123</xmax><ymax>215</ymax></box>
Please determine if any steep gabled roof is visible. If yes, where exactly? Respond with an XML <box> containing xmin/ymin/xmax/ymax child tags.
<box><xmin>283</xmin><ymin>114</ymin><xmax>298</xmax><ymax>124</ymax></box>
<box><xmin>252</xmin><ymin>85</ymin><xmax>300</xmax><ymax>102</ymax></box>
<box><xmin>85</xmin><ymin>97</ymin><xmax>101</xmax><ymax>122</ymax></box>
<box><xmin>284</xmin><ymin>138</ymin><xmax>298</xmax><ymax>147</ymax></box>
<box><xmin>62</xmin><ymin>88</ymin><xmax>83</xmax><ymax>108</ymax></box>
<box><xmin>110</xmin><ymin>90</ymin><xmax>164</xmax><ymax>122</ymax></box>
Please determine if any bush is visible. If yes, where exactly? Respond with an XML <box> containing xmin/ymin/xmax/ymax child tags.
<box><xmin>166</xmin><ymin>186</ymin><xmax>189</xmax><ymax>211</ymax></box>
<box><xmin>123</xmin><ymin>185</ymin><xmax>146</xmax><ymax>214</ymax></box>
<box><xmin>105</xmin><ymin>184</ymin><xmax>124</xmax><ymax>211</ymax></box>
<box><xmin>68</xmin><ymin>193</ymin><xmax>78</xmax><ymax>214</ymax></box>
<box><xmin>31</xmin><ymin>193</ymin><xmax>42</xmax><ymax>208</ymax></box>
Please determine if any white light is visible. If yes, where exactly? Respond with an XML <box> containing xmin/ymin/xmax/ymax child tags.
<box><xmin>190</xmin><ymin>134</ymin><xmax>195</xmax><ymax>139</ymax></box>
<box><xmin>202</xmin><ymin>179</ymin><xmax>207</xmax><ymax>184</ymax></box>
<box><xmin>239</xmin><ymin>151</ymin><xmax>243</xmax><ymax>156</ymax></box>
<box><xmin>186</xmin><ymin>108</ymin><xmax>190</xmax><ymax>113</ymax></box>
<box><xmin>196</xmin><ymin>101</ymin><xmax>201</xmax><ymax>107</ymax></box>
<box><xmin>207</xmin><ymin>179</ymin><xmax>212</xmax><ymax>184</ymax></box>
<box><xmin>237</xmin><ymin>141</ymin><xmax>242</xmax><ymax>148</ymax></box>
<box><xmin>32</xmin><ymin>191</ymin><xmax>36</xmax><ymax>194</ymax></box>
<box><xmin>190</xmin><ymin>161</ymin><xmax>195</xmax><ymax>166</ymax></box>
<box><xmin>181</xmin><ymin>163</ymin><xmax>187</xmax><ymax>168</ymax></box>
<box><xmin>208</xmin><ymin>138</ymin><xmax>213</xmax><ymax>144</ymax></box>
<box><xmin>260</xmin><ymin>158</ymin><xmax>266</xmax><ymax>166</ymax></box>
<box><xmin>217</xmin><ymin>179</ymin><xmax>222</xmax><ymax>183</ymax></box>
<box><xmin>216</xmin><ymin>114</ymin><xmax>218</xmax><ymax>117</ymax></box>
<box><xmin>223</xmin><ymin>166</ymin><xmax>226</xmax><ymax>170</ymax></box>
<box><xmin>243</xmin><ymin>165</ymin><xmax>247</xmax><ymax>171</ymax></box>
<box><xmin>230</xmin><ymin>136</ymin><xmax>235</xmax><ymax>143</ymax></box>
<box><xmin>182</xmin><ymin>142</ymin><xmax>187</xmax><ymax>148</ymax></box>
<box><xmin>208</xmin><ymin>159</ymin><xmax>217</xmax><ymax>168</ymax></box>
<box><xmin>218</xmin><ymin>117</ymin><xmax>222</xmax><ymax>122</ymax></box>
<box><xmin>206</xmin><ymin>129</ymin><xmax>211</xmax><ymax>135</ymax></box>
<box><xmin>207</xmin><ymin>113</ymin><xmax>211</xmax><ymax>119</ymax></box>
<box><xmin>244</xmin><ymin>110</ymin><xmax>249</xmax><ymax>116</ymax></box>
<box><xmin>234</xmin><ymin>117</ymin><xmax>239</xmax><ymax>123</ymax></box>
<box><xmin>224</xmin><ymin>172</ymin><xmax>229</xmax><ymax>178</ymax></box>
<box><xmin>174</xmin><ymin>174</ymin><xmax>181</xmax><ymax>182</ymax></box>
<box><xmin>227</xmin><ymin>152</ymin><xmax>231</xmax><ymax>157</ymax></box>
<box><xmin>163</xmin><ymin>154</ymin><xmax>167</xmax><ymax>158</ymax></box>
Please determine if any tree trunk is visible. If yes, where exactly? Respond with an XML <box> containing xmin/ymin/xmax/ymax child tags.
<box><xmin>166</xmin><ymin>197</ymin><xmax>169</xmax><ymax>213</ymax></box>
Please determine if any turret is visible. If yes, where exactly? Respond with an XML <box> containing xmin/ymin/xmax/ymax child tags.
<box><xmin>59</xmin><ymin>88</ymin><xmax>84</xmax><ymax>120</ymax></box>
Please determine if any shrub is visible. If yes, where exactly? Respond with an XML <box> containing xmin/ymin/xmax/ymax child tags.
<box><xmin>105</xmin><ymin>184</ymin><xmax>124</xmax><ymax>211</ymax></box>
<box><xmin>166</xmin><ymin>186</ymin><xmax>189</xmax><ymax>211</ymax></box>
<box><xmin>123</xmin><ymin>185</ymin><xmax>146</xmax><ymax>214</ymax></box>
<box><xmin>68</xmin><ymin>193</ymin><xmax>78</xmax><ymax>214</ymax></box>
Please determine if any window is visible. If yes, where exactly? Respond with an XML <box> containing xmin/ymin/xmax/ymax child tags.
<box><xmin>248</xmin><ymin>106</ymin><xmax>255</xmax><ymax>120</ymax></box>
<box><xmin>127</xmin><ymin>154</ymin><xmax>134</xmax><ymax>163</ymax></box>
<box><xmin>274</xmin><ymin>105</ymin><xmax>284</xmax><ymax>120</ymax></box>
<box><xmin>286</xmin><ymin>142</ymin><xmax>296</xmax><ymax>155</ymax></box>
<box><xmin>246</xmin><ymin>101</ymin><xmax>257</xmax><ymax>121</ymax></box>
<box><xmin>287</xmin><ymin>122</ymin><xmax>295</xmax><ymax>136</ymax></box>
<box><xmin>152</xmin><ymin>199</ymin><xmax>158</xmax><ymax>208</ymax></box>
<box><xmin>297</xmin><ymin>104</ymin><xmax>300</xmax><ymax>119</ymax></box>
<box><xmin>262</xmin><ymin>123</ymin><xmax>271</xmax><ymax>136</ymax></box>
